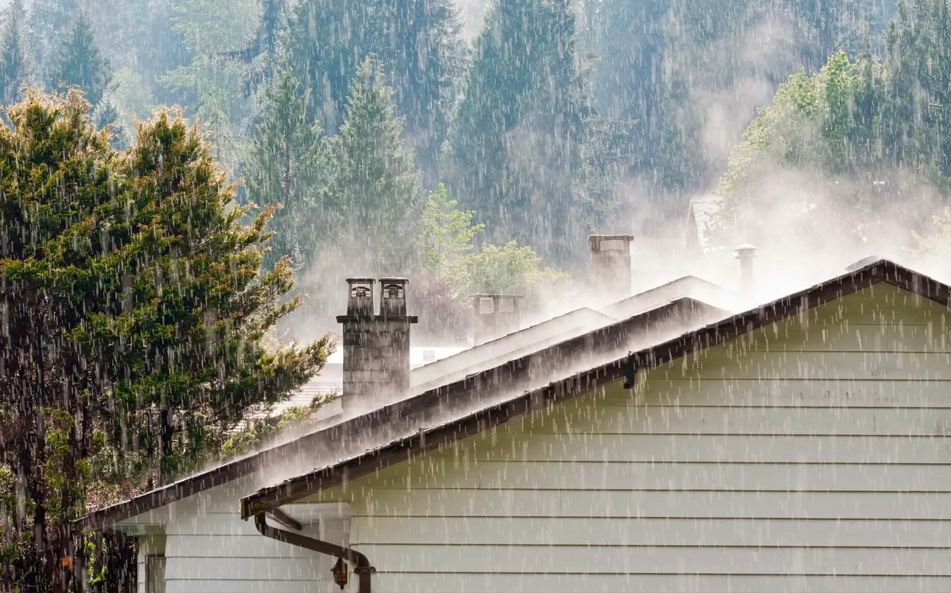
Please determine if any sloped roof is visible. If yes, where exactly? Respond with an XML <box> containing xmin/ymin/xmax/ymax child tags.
<box><xmin>78</xmin><ymin>296</ymin><xmax>724</xmax><ymax>533</ymax></box>
<box><xmin>600</xmin><ymin>275</ymin><xmax>742</xmax><ymax>318</ymax></box>
<box><xmin>410</xmin><ymin>307</ymin><xmax>615</xmax><ymax>393</ymax></box>
<box><xmin>237</xmin><ymin>259</ymin><xmax>950</xmax><ymax>518</ymax></box>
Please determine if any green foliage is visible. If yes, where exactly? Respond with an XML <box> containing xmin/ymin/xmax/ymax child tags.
<box><xmin>717</xmin><ymin>0</ymin><xmax>951</xmax><ymax>230</ymax></box>
<box><xmin>320</xmin><ymin>58</ymin><xmax>422</xmax><ymax>273</ymax></box>
<box><xmin>464</xmin><ymin>241</ymin><xmax>571</xmax><ymax>305</ymax></box>
<box><xmin>220</xmin><ymin>393</ymin><xmax>333</xmax><ymax>459</ymax></box>
<box><xmin>415</xmin><ymin>184</ymin><xmax>485</xmax><ymax>286</ymax></box>
<box><xmin>50</xmin><ymin>13</ymin><xmax>111</xmax><ymax>107</ymax></box>
<box><xmin>246</xmin><ymin>71</ymin><xmax>325</xmax><ymax>270</ymax></box>
<box><xmin>285</xmin><ymin>0</ymin><xmax>463</xmax><ymax>178</ymax></box>
<box><xmin>0</xmin><ymin>92</ymin><xmax>329</xmax><ymax>589</ymax></box>
<box><xmin>446</xmin><ymin>0</ymin><xmax>593</xmax><ymax>263</ymax></box>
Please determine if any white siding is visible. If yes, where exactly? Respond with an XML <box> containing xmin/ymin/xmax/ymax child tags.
<box><xmin>161</xmin><ymin>476</ymin><xmax>349</xmax><ymax>593</ymax></box>
<box><xmin>304</xmin><ymin>283</ymin><xmax>951</xmax><ymax>592</ymax></box>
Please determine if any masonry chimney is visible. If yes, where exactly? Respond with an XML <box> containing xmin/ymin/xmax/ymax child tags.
<box><xmin>589</xmin><ymin>234</ymin><xmax>634</xmax><ymax>302</ymax></box>
<box><xmin>337</xmin><ymin>278</ymin><xmax>417</xmax><ymax>412</ymax></box>
<box><xmin>734</xmin><ymin>244</ymin><xmax>758</xmax><ymax>300</ymax></box>
<box><xmin>471</xmin><ymin>294</ymin><xmax>523</xmax><ymax>345</ymax></box>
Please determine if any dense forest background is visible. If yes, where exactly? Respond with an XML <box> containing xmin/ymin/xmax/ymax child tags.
<box><xmin>2</xmin><ymin>0</ymin><xmax>948</xmax><ymax>334</ymax></box>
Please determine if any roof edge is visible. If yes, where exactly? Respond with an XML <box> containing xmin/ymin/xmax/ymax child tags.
<box><xmin>237</xmin><ymin>259</ymin><xmax>950</xmax><ymax>517</ymax></box>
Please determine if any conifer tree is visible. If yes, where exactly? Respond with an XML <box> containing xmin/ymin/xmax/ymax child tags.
<box><xmin>285</xmin><ymin>0</ymin><xmax>462</xmax><ymax>179</ymax></box>
<box><xmin>446</xmin><ymin>0</ymin><xmax>589</xmax><ymax>262</ymax></box>
<box><xmin>51</xmin><ymin>13</ymin><xmax>111</xmax><ymax>106</ymax></box>
<box><xmin>0</xmin><ymin>92</ymin><xmax>329</xmax><ymax>590</ymax></box>
<box><xmin>246</xmin><ymin>72</ymin><xmax>325</xmax><ymax>269</ymax></box>
<box><xmin>0</xmin><ymin>0</ymin><xmax>30</xmax><ymax>105</ymax></box>
<box><xmin>27</xmin><ymin>0</ymin><xmax>77</xmax><ymax>81</ymax></box>
<box><xmin>322</xmin><ymin>58</ymin><xmax>421</xmax><ymax>272</ymax></box>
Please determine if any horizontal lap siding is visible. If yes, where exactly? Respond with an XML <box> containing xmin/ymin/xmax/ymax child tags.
<box><xmin>310</xmin><ymin>286</ymin><xmax>951</xmax><ymax>592</ymax></box>
<box><xmin>163</xmin><ymin>478</ymin><xmax>332</xmax><ymax>593</ymax></box>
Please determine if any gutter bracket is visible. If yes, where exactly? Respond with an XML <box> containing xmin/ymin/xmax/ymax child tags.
<box><xmin>254</xmin><ymin>513</ymin><xmax>375</xmax><ymax>593</ymax></box>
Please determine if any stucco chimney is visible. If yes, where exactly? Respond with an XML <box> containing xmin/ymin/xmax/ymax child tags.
<box><xmin>734</xmin><ymin>244</ymin><xmax>758</xmax><ymax>300</ymax></box>
<box><xmin>589</xmin><ymin>234</ymin><xmax>634</xmax><ymax>302</ymax></box>
<box><xmin>337</xmin><ymin>277</ymin><xmax>417</xmax><ymax>412</ymax></box>
<box><xmin>471</xmin><ymin>294</ymin><xmax>523</xmax><ymax>345</ymax></box>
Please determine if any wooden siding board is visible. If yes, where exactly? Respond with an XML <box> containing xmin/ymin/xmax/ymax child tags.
<box><xmin>349</xmin><ymin>490</ymin><xmax>951</xmax><ymax>520</ymax></box>
<box><xmin>354</xmin><ymin>545</ymin><xmax>951</xmax><ymax>575</ymax></box>
<box><xmin>353</xmin><ymin>517</ymin><xmax>951</xmax><ymax>547</ymax></box>
<box><xmin>348</xmin><ymin>460</ymin><xmax>951</xmax><ymax>492</ymax></box>
<box><xmin>370</xmin><ymin>574</ymin><xmax>951</xmax><ymax>593</ymax></box>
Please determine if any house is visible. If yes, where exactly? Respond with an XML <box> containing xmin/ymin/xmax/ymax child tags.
<box><xmin>79</xmin><ymin>248</ymin><xmax>951</xmax><ymax>593</ymax></box>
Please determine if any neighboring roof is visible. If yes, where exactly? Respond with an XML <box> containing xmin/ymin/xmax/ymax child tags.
<box><xmin>238</xmin><ymin>259</ymin><xmax>951</xmax><ymax>518</ymax></box>
<box><xmin>78</xmin><ymin>296</ymin><xmax>724</xmax><ymax>534</ymax></box>
<box><xmin>410</xmin><ymin>307</ymin><xmax>615</xmax><ymax>393</ymax></box>
<box><xmin>686</xmin><ymin>195</ymin><xmax>724</xmax><ymax>254</ymax></box>
<box><xmin>600</xmin><ymin>275</ymin><xmax>742</xmax><ymax>319</ymax></box>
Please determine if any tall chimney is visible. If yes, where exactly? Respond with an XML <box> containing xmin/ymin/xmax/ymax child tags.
<box><xmin>589</xmin><ymin>234</ymin><xmax>634</xmax><ymax>302</ymax></box>
<box><xmin>337</xmin><ymin>277</ymin><xmax>417</xmax><ymax>412</ymax></box>
<box><xmin>734</xmin><ymin>244</ymin><xmax>758</xmax><ymax>300</ymax></box>
<box><xmin>471</xmin><ymin>294</ymin><xmax>523</xmax><ymax>345</ymax></box>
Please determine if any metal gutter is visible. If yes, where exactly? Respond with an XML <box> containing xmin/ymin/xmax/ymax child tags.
<box><xmin>254</xmin><ymin>513</ymin><xmax>374</xmax><ymax>593</ymax></box>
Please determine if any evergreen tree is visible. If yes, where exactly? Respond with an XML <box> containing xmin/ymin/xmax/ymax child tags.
<box><xmin>0</xmin><ymin>0</ymin><xmax>30</xmax><ymax>105</ymax></box>
<box><xmin>51</xmin><ymin>13</ymin><xmax>111</xmax><ymax>106</ymax></box>
<box><xmin>0</xmin><ymin>92</ymin><xmax>329</xmax><ymax>590</ymax></box>
<box><xmin>285</xmin><ymin>0</ymin><xmax>463</xmax><ymax>179</ymax></box>
<box><xmin>246</xmin><ymin>72</ymin><xmax>325</xmax><ymax>270</ymax></box>
<box><xmin>27</xmin><ymin>0</ymin><xmax>77</xmax><ymax>83</ymax></box>
<box><xmin>446</xmin><ymin>0</ymin><xmax>590</xmax><ymax>263</ymax></box>
<box><xmin>321</xmin><ymin>58</ymin><xmax>421</xmax><ymax>272</ymax></box>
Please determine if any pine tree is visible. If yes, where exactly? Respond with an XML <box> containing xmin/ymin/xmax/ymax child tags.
<box><xmin>446</xmin><ymin>0</ymin><xmax>589</xmax><ymax>263</ymax></box>
<box><xmin>0</xmin><ymin>0</ymin><xmax>30</xmax><ymax>105</ymax></box>
<box><xmin>27</xmin><ymin>0</ymin><xmax>77</xmax><ymax>82</ymax></box>
<box><xmin>322</xmin><ymin>58</ymin><xmax>421</xmax><ymax>272</ymax></box>
<box><xmin>50</xmin><ymin>13</ymin><xmax>111</xmax><ymax>106</ymax></box>
<box><xmin>246</xmin><ymin>72</ymin><xmax>325</xmax><ymax>270</ymax></box>
<box><xmin>285</xmin><ymin>0</ymin><xmax>463</xmax><ymax>180</ymax></box>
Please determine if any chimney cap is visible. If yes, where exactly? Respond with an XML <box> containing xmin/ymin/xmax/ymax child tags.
<box><xmin>734</xmin><ymin>244</ymin><xmax>758</xmax><ymax>258</ymax></box>
<box><xmin>346</xmin><ymin>277</ymin><xmax>377</xmax><ymax>284</ymax></box>
<box><xmin>469</xmin><ymin>293</ymin><xmax>525</xmax><ymax>299</ymax></box>
<box><xmin>379</xmin><ymin>277</ymin><xmax>409</xmax><ymax>284</ymax></box>
<box><xmin>589</xmin><ymin>234</ymin><xmax>634</xmax><ymax>248</ymax></box>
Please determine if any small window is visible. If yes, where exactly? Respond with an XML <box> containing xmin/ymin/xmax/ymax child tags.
<box><xmin>479</xmin><ymin>297</ymin><xmax>495</xmax><ymax>314</ymax></box>
<box><xmin>350</xmin><ymin>285</ymin><xmax>371</xmax><ymax>298</ymax></box>
<box><xmin>146</xmin><ymin>555</ymin><xmax>166</xmax><ymax>593</ymax></box>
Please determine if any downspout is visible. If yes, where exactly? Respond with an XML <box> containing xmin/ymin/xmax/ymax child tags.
<box><xmin>253</xmin><ymin>513</ymin><xmax>375</xmax><ymax>593</ymax></box>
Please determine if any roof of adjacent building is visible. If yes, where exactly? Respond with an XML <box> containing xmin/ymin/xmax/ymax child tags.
<box><xmin>236</xmin><ymin>259</ymin><xmax>951</xmax><ymax>519</ymax></box>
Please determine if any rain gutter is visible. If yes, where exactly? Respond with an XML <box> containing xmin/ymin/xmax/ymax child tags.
<box><xmin>254</xmin><ymin>513</ymin><xmax>375</xmax><ymax>593</ymax></box>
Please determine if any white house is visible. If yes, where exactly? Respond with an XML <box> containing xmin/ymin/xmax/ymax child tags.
<box><xmin>80</xmin><ymin>255</ymin><xmax>951</xmax><ymax>593</ymax></box>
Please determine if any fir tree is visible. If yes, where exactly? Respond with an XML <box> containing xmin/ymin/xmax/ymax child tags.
<box><xmin>51</xmin><ymin>13</ymin><xmax>111</xmax><ymax>106</ymax></box>
<box><xmin>26</xmin><ymin>0</ymin><xmax>77</xmax><ymax>82</ymax></box>
<box><xmin>0</xmin><ymin>0</ymin><xmax>30</xmax><ymax>105</ymax></box>
<box><xmin>322</xmin><ymin>58</ymin><xmax>421</xmax><ymax>272</ymax></box>
<box><xmin>446</xmin><ymin>0</ymin><xmax>589</xmax><ymax>263</ymax></box>
<box><xmin>285</xmin><ymin>0</ymin><xmax>463</xmax><ymax>180</ymax></box>
<box><xmin>246</xmin><ymin>72</ymin><xmax>325</xmax><ymax>270</ymax></box>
